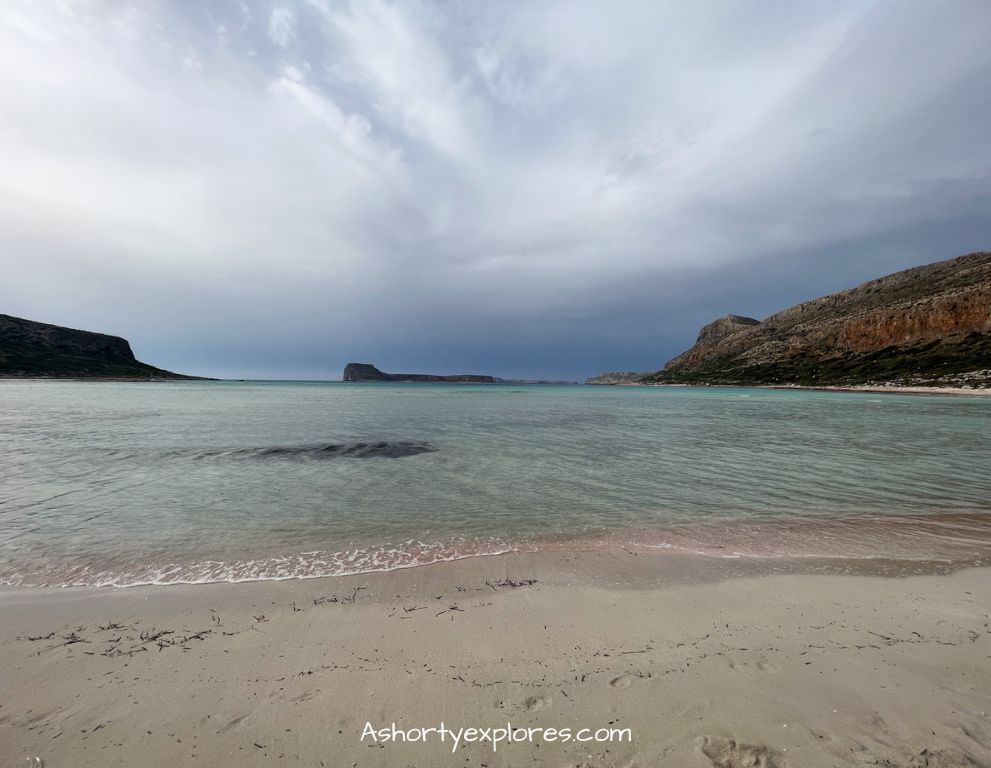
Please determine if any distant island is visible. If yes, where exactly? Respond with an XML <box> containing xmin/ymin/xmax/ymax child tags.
<box><xmin>343</xmin><ymin>363</ymin><xmax>576</xmax><ymax>385</ymax></box>
<box><xmin>343</xmin><ymin>363</ymin><xmax>496</xmax><ymax>383</ymax></box>
<box><xmin>0</xmin><ymin>314</ymin><xmax>204</xmax><ymax>379</ymax></box>
<box><xmin>588</xmin><ymin>251</ymin><xmax>991</xmax><ymax>388</ymax></box>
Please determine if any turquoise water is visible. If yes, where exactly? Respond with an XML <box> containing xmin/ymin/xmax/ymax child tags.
<box><xmin>2</xmin><ymin>380</ymin><xmax>990</xmax><ymax>586</ymax></box>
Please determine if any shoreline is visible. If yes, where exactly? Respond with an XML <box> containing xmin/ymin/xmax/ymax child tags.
<box><xmin>3</xmin><ymin>548</ymin><xmax>989</xmax><ymax>767</ymax></box>
<box><xmin>6</xmin><ymin>376</ymin><xmax>991</xmax><ymax>395</ymax></box>
<box><xmin>5</xmin><ymin>509</ymin><xmax>991</xmax><ymax>589</ymax></box>
<box><xmin>767</xmin><ymin>383</ymin><xmax>991</xmax><ymax>397</ymax></box>
<box><xmin>591</xmin><ymin>381</ymin><xmax>991</xmax><ymax>396</ymax></box>
<box><xmin>5</xmin><ymin>510</ymin><xmax>990</xmax><ymax>589</ymax></box>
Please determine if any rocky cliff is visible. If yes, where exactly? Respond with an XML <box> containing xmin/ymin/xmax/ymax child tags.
<box><xmin>640</xmin><ymin>251</ymin><xmax>991</xmax><ymax>387</ymax></box>
<box><xmin>343</xmin><ymin>363</ymin><xmax>496</xmax><ymax>383</ymax></box>
<box><xmin>0</xmin><ymin>314</ymin><xmax>202</xmax><ymax>379</ymax></box>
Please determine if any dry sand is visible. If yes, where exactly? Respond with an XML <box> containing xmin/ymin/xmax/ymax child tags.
<box><xmin>1</xmin><ymin>548</ymin><xmax>989</xmax><ymax>767</ymax></box>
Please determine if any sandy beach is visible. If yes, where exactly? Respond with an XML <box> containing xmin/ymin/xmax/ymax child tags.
<box><xmin>772</xmin><ymin>385</ymin><xmax>991</xmax><ymax>398</ymax></box>
<box><xmin>2</xmin><ymin>548</ymin><xmax>989</xmax><ymax>768</ymax></box>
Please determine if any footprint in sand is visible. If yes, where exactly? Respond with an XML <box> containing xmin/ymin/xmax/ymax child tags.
<box><xmin>610</xmin><ymin>675</ymin><xmax>633</xmax><ymax>689</ymax></box>
<box><xmin>216</xmin><ymin>713</ymin><xmax>249</xmax><ymax>734</ymax></box>
<box><xmin>906</xmin><ymin>749</ymin><xmax>979</xmax><ymax>768</ymax></box>
<box><xmin>728</xmin><ymin>657</ymin><xmax>778</xmax><ymax>673</ymax></box>
<box><xmin>289</xmin><ymin>689</ymin><xmax>319</xmax><ymax>703</ymax></box>
<box><xmin>524</xmin><ymin>695</ymin><xmax>552</xmax><ymax>712</ymax></box>
<box><xmin>699</xmin><ymin>735</ymin><xmax>786</xmax><ymax>768</ymax></box>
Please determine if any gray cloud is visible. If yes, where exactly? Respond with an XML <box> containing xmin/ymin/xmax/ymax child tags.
<box><xmin>1</xmin><ymin>0</ymin><xmax>989</xmax><ymax>380</ymax></box>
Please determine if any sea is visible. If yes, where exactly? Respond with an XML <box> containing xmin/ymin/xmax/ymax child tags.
<box><xmin>2</xmin><ymin>380</ymin><xmax>990</xmax><ymax>587</ymax></box>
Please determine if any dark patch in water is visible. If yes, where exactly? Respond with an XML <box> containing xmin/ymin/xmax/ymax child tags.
<box><xmin>236</xmin><ymin>441</ymin><xmax>435</xmax><ymax>460</ymax></box>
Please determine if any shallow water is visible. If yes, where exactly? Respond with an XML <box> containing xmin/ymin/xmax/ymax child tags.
<box><xmin>1</xmin><ymin>380</ymin><xmax>990</xmax><ymax>586</ymax></box>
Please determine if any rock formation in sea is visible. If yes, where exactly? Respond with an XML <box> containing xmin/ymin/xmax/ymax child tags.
<box><xmin>589</xmin><ymin>251</ymin><xmax>991</xmax><ymax>387</ymax></box>
<box><xmin>0</xmin><ymin>314</ymin><xmax>204</xmax><ymax>379</ymax></box>
<box><xmin>343</xmin><ymin>363</ymin><xmax>577</xmax><ymax>384</ymax></box>
<box><xmin>343</xmin><ymin>363</ymin><xmax>497</xmax><ymax>383</ymax></box>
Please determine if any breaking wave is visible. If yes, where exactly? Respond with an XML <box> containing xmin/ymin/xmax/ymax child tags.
<box><xmin>0</xmin><ymin>537</ymin><xmax>530</xmax><ymax>588</ymax></box>
<box><xmin>3</xmin><ymin>512</ymin><xmax>990</xmax><ymax>588</ymax></box>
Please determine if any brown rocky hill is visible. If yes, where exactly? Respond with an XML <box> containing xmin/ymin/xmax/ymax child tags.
<box><xmin>0</xmin><ymin>314</ymin><xmax>202</xmax><ymax>379</ymax></box>
<box><xmin>584</xmin><ymin>371</ymin><xmax>648</xmax><ymax>385</ymax></box>
<box><xmin>640</xmin><ymin>251</ymin><xmax>991</xmax><ymax>387</ymax></box>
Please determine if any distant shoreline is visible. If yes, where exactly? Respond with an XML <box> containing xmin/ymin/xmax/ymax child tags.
<box><xmin>767</xmin><ymin>383</ymin><xmax>991</xmax><ymax>397</ymax></box>
<box><xmin>590</xmin><ymin>381</ymin><xmax>991</xmax><ymax>396</ymax></box>
<box><xmin>4</xmin><ymin>376</ymin><xmax>990</xmax><ymax>395</ymax></box>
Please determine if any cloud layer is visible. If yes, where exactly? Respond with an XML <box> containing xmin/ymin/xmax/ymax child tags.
<box><xmin>2</xmin><ymin>1</ymin><xmax>990</xmax><ymax>379</ymax></box>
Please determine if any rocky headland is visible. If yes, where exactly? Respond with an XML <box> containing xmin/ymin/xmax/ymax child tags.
<box><xmin>344</xmin><ymin>363</ymin><xmax>577</xmax><ymax>385</ymax></box>
<box><xmin>0</xmin><ymin>314</ymin><xmax>203</xmax><ymax>379</ymax></box>
<box><xmin>589</xmin><ymin>251</ymin><xmax>991</xmax><ymax>388</ymax></box>
<box><xmin>343</xmin><ymin>363</ymin><xmax>497</xmax><ymax>383</ymax></box>
<box><xmin>584</xmin><ymin>371</ymin><xmax>649</xmax><ymax>385</ymax></box>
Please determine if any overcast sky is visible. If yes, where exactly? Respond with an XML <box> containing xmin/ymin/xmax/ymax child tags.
<box><xmin>1</xmin><ymin>1</ymin><xmax>989</xmax><ymax>380</ymax></box>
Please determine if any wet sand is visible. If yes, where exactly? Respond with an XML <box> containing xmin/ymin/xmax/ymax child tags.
<box><xmin>1</xmin><ymin>548</ymin><xmax>989</xmax><ymax>767</ymax></box>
